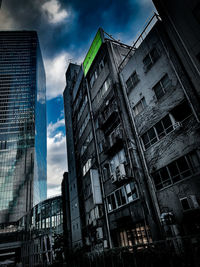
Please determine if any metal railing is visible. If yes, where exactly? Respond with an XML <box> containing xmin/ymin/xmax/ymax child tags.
<box><xmin>118</xmin><ymin>13</ymin><xmax>160</xmax><ymax>72</ymax></box>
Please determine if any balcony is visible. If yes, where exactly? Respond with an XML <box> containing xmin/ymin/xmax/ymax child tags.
<box><xmin>99</xmin><ymin>101</ymin><xmax>118</xmax><ymax>130</ymax></box>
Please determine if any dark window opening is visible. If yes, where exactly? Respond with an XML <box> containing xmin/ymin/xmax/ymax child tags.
<box><xmin>180</xmin><ymin>198</ymin><xmax>190</xmax><ymax>211</ymax></box>
<box><xmin>171</xmin><ymin>101</ymin><xmax>192</xmax><ymax>122</ymax></box>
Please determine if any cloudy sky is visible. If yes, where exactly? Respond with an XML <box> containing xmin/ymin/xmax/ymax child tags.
<box><xmin>0</xmin><ymin>0</ymin><xmax>155</xmax><ymax>197</ymax></box>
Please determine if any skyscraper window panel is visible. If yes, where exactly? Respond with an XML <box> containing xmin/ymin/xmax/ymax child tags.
<box><xmin>0</xmin><ymin>31</ymin><xmax>47</xmax><ymax>224</ymax></box>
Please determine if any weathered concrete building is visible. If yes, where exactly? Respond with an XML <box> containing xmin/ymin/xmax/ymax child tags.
<box><xmin>120</xmin><ymin>18</ymin><xmax>200</xmax><ymax>237</ymax></box>
<box><xmin>63</xmin><ymin>28</ymin><xmax>160</xmax><ymax>251</ymax></box>
<box><xmin>63</xmin><ymin>9</ymin><xmax>200</xmax><ymax>250</ymax></box>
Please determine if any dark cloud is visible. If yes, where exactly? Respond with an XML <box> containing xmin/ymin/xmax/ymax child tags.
<box><xmin>1</xmin><ymin>0</ymin><xmax>155</xmax><ymax>60</ymax></box>
<box><xmin>0</xmin><ymin>0</ymin><xmax>155</xmax><ymax>196</ymax></box>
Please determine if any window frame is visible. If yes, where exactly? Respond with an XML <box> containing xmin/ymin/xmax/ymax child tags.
<box><xmin>153</xmin><ymin>74</ymin><xmax>171</xmax><ymax>100</ymax></box>
<box><xmin>141</xmin><ymin>114</ymin><xmax>173</xmax><ymax>150</ymax></box>
<box><xmin>143</xmin><ymin>47</ymin><xmax>160</xmax><ymax>72</ymax></box>
<box><xmin>152</xmin><ymin>151</ymin><xmax>200</xmax><ymax>191</ymax></box>
<box><xmin>126</xmin><ymin>71</ymin><xmax>139</xmax><ymax>91</ymax></box>
<box><xmin>133</xmin><ymin>97</ymin><xmax>146</xmax><ymax>117</ymax></box>
<box><xmin>106</xmin><ymin>182</ymin><xmax>139</xmax><ymax>212</ymax></box>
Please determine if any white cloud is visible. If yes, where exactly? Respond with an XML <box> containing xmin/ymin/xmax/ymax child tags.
<box><xmin>44</xmin><ymin>52</ymin><xmax>70</xmax><ymax>99</ymax></box>
<box><xmin>0</xmin><ymin>7</ymin><xmax>17</xmax><ymax>30</ymax></box>
<box><xmin>47</xmin><ymin>119</ymin><xmax>67</xmax><ymax>198</ymax></box>
<box><xmin>47</xmin><ymin>118</ymin><xmax>65</xmax><ymax>136</ymax></box>
<box><xmin>42</xmin><ymin>0</ymin><xmax>69</xmax><ymax>24</ymax></box>
<box><xmin>48</xmin><ymin>185</ymin><xmax>61</xmax><ymax>197</ymax></box>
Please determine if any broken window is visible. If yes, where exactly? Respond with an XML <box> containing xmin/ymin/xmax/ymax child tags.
<box><xmin>142</xmin><ymin>114</ymin><xmax>173</xmax><ymax>149</ymax></box>
<box><xmin>170</xmin><ymin>100</ymin><xmax>192</xmax><ymax>122</ymax></box>
<box><xmin>133</xmin><ymin>97</ymin><xmax>146</xmax><ymax>116</ymax></box>
<box><xmin>125</xmin><ymin>182</ymin><xmax>138</xmax><ymax>203</ymax></box>
<box><xmin>143</xmin><ymin>47</ymin><xmax>160</xmax><ymax>72</ymax></box>
<box><xmin>106</xmin><ymin>182</ymin><xmax>138</xmax><ymax>212</ymax></box>
<box><xmin>153</xmin><ymin>74</ymin><xmax>171</xmax><ymax>100</ymax></box>
<box><xmin>126</xmin><ymin>71</ymin><xmax>139</xmax><ymax>91</ymax></box>
<box><xmin>152</xmin><ymin>150</ymin><xmax>199</xmax><ymax>190</ymax></box>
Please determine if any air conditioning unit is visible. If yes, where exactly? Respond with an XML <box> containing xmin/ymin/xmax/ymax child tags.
<box><xmin>116</xmin><ymin>163</ymin><xmax>126</xmax><ymax>181</ymax></box>
<box><xmin>111</xmin><ymin>172</ymin><xmax>117</xmax><ymax>183</ymax></box>
<box><xmin>173</xmin><ymin>122</ymin><xmax>182</xmax><ymax>130</ymax></box>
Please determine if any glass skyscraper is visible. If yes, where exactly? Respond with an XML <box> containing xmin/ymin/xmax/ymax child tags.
<box><xmin>0</xmin><ymin>31</ymin><xmax>47</xmax><ymax>225</ymax></box>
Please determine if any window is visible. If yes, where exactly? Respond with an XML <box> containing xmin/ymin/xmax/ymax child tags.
<box><xmin>89</xmin><ymin>57</ymin><xmax>106</xmax><ymax>88</ymax></box>
<box><xmin>90</xmin><ymin>69</ymin><xmax>99</xmax><ymax>88</ymax></box>
<box><xmin>103</xmin><ymin>163</ymin><xmax>111</xmax><ymax>181</ymax></box>
<box><xmin>170</xmin><ymin>101</ymin><xmax>192</xmax><ymax>122</ymax></box>
<box><xmin>0</xmin><ymin>141</ymin><xmax>7</xmax><ymax>150</ymax></box>
<box><xmin>96</xmin><ymin>76</ymin><xmax>112</xmax><ymax>103</ymax></box>
<box><xmin>119</xmin><ymin>223</ymin><xmax>152</xmax><ymax>247</ymax></box>
<box><xmin>152</xmin><ymin>151</ymin><xmax>200</xmax><ymax>190</ymax></box>
<box><xmin>143</xmin><ymin>48</ymin><xmax>159</xmax><ymax>72</ymax></box>
<box><xmin>180</xmin><ymin>198</ymin><xmax>190</xmax><ymax>211</ymax></box>
<box><xmin>133</xmin><ymin>98</ymin><xmax>146</xmax><ymax>116</ymax></box>
<box><xmin>107</xmin><ymin>182</ymin><xmax>138</xmax><ymax>212</ymax></box>
<box><xmin>77</xmin><ymin>96</ymin><xmax>87</xmax><ymax>121</ymax></box>
<box><xmin>80</xmin><ymin>132</ymin><xmax>93</xmax><ymax>155</ymax></box>
<box><xmin>79</xmin><ymin>114</ymin><xmax>90</xmax><ymax>138</ymax></box>
<box><xmin>125</xmin><ymin>182</ymin><xmax>138</xmax><ymax>203</ymax></box>
<box><xmin>141</xmin><ymin>114</ymin><xmax>173</xmax><ymax>149</ymax></box>
<box><xmin>98</xmin><ymin>142</ymin><xmax>103</xmax><ymax>153</ymax></box>
<box><xmin>82</xmin><ymin>158</ymin><xmax>92</xmax><ymax>176</ymax></box>
<box><xmin>153</xmin><ymin>74</ymin><xmax>171</xmax><ymax>100</ymax></box>
<box><xmin>126</xmin><ymin>71</ymin><xmax>139</xmax><ymax>91</ymax></box>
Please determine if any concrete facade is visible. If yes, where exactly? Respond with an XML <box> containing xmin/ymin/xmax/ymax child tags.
<box><xmin>120</xmin><ymin>20</ymin><xmax>200</xmax><ymax>237</ymax></box>
<box><xmin>63</xmin><ymin>30</ymin><xmax>160</xmax><ymax>251</ymax></box>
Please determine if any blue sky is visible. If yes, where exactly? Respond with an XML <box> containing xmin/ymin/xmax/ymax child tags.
<box><xmin>0</xmin><ymin>0</ymin><xmax>155</xmax><ymax>197</ymax></box>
